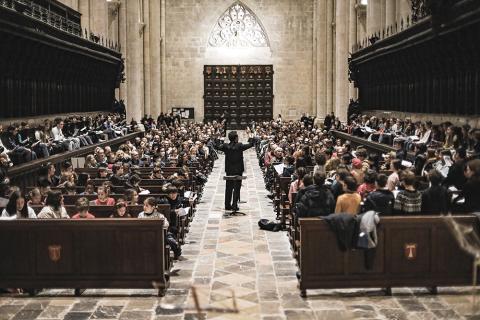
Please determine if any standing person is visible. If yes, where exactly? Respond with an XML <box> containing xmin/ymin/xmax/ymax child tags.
<box><xmin>214</xmin><ymin>131</ymin><xmax>256</xmax><ymax>211</ymax></box>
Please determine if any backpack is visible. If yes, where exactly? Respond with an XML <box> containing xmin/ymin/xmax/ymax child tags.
<box><xmin>258</xmin><ymin>219</ymin><xmax>282</xmax><ymax>232</ymax></box>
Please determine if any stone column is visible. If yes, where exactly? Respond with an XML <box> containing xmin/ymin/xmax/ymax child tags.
<box><xmin>90</xmin><ymin>0</ymin><xmax>107</xmax><ymax>39</ymax></box>
<box><xmin>326</xmin><ymin>0</ymin><xmax>334</xmax><ymax>115</ymax></box>
<box><xmin>335</xmin><ymin>0</ymin><xmax>349</xmax><ymax>122</ymax></box>
<box><xmin>118</xmin><ymin>0</ymin><xmax>127</xmax><ymax>103</ymax></box>
<box><xmin>315</xmin><ymin>0</ymin><xmax>328</xmax><ymax>119</ymax></box>
<box><xmin>396</xmin><ymin>0</ymin><xmax>411</xmax><ymax>24</ymax></box>
<box><xmin>367</xmin><ymin>0</ymin><xmax>382</xmax><ymax>37</ymax></box>
<box><xmin>385</xmin><ymin>0</ymin><xmax>396</xmax><ymax>29</ymax></box>
<box><xmin>78</xmin><ymin>0</ymin><xmax>90</xmax><ymax>33</ymax></box>
<box><xmin>356</xmin><ymin>4</ymin><xmax>367</xmax><ymax>43</ymax></box>
<box><xmin>149</xmin><ymin>0</ymin><xmax>162</xmax><ymax>118</ymax></box>
<box><xmin>143</xmin><ymin>0</ymin><xmax>151</xmax><ymax>117</ymax></box>
<box><xmin>160</xmin><ymin>0</ymin><xmax>167</xmax><ymax>114</ymax></box>
<box><xmin>125</xmin><ymin>0</ymin><xmax>145</xmax><ymax>121</ymax></box>
<box><xmin>348</xmin><ymin>0</ymin><xmax>358</xmax><ymax>101</ymax></box>
<box><xmin>107</xmin><ymin>1</ymin><xmax>120</xmax><ymax>44</ymax></box>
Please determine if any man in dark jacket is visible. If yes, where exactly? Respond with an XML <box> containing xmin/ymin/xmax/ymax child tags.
<box><xmin>443</xmin><ymin>148</ymin><xmax>467</xmax><ymax>190</ymax></box>
<box><xmin>295</xmin><ymin>172</ymin><xmax>335</xmax><ymax>218</ymax></box>
<box><xmin>215</xmin><ymin>131</ymin><xmax>255</xmax><ymax>211</ymax></box>
<box><xmin>364</xmin><ymin>173</ymin><xmax>394</xmax><ymax>215</ymax></box>
<box><xmin>422</xmin><ymin>169</ymin><xmax>450</xmax><ymax>214</ymax></box>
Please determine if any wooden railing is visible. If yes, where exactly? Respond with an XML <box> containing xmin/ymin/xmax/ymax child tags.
<box><xmin>8</xmin><ymin>132</ymin><xmax>142</xmax><ymax>190</ymax></box>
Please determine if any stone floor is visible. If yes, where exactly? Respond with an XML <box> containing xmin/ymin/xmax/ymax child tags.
<box><xmin>1</xmin><ymin>144</ymin><xmax>479</xmax><ymax>319</ymax></box>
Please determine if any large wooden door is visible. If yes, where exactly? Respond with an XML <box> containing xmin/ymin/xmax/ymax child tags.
<box><xmin>203</xmin><ymin>65</ymin><xmax>274</xmax><ymax>129</ymax></box>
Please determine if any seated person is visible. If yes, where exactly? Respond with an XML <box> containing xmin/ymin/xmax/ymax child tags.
<box><xmin>27</xmin><ymin>188</ymin><xmax>44</xmax><ymax>206</ymax></box>
<box><xmin>124</xmin><ymin>188</ymin><xmax>139</xmax><ymax>205</ymax></box>
<box><xmin>1</xmin><ymin>191</ymin><xmax>37</xmax><ymax>219</ymax></box>
<box><xmin>90</xmin><ymin>186</ymin><xmax>115</xmax><ymax>206</ymax></box>
<box><xmin>109</xmin><ymin>163</ymin><xmax>125</xmax><ymax>187</ymax></box>
<box><xmin>97</xmin><ymin>167</ymin><xmax>109</xmax><ymax>179</ymax></box>
<box><xmin>455</xmin><ymin>159</ymin><xmax>480</xmax><ymax>213</ymax></box>
<box><xmin>72</xmin><ymin>197</ymin><xmax>95</xmax><ymax>219</ymax></box>
<box><xmin>335</xmin><ymin>175</ymin><xmax>361</xmax><ymax>215</ymax></box>
<box><xmin>281</xmin><ymin>156</ymin><xmax>295</xmax><ymax>177</ymax></box>
<box><xmin>63</xmin><ymin>181</ymin><xmax>77</xmax><ymax>195</ymax></box>
<box><xmin>289</xmin><ymin>167</ymin><xmax>306</xmax><ymax>203</ymax></box>
<box><xmin>350</xmin><ymin>158</ymin><xmax>365</xmax><ymax>185</ymax></box>
<box><xmin>393</xmin><ymin>171</ymin><xmax>422</xmax><ymax>214</ymax></box>
<box><xmin>150</xmin><ymin>167</ymin><xmax>165</xmax><ymax>180</ymax></box>
<box><xmin>313</xmin><ymin>152</ymin><xmax>327</xmax><ymax>176</ymax></box>
<box><xmin>138</xmin><ymin>197</ymin><xmax>181</xmax><ymax>259</ymax></box>
<box><xmin>421</xmin><ymin>169</ymin><xmax>450</xmax><ymax>214</ymax></box>
<box><xmin>443</xmin><ymin>148</ymin><xmax>467</xmax><ymax>190</ymax></box>
<box><xmin>81</xmin><ymin>181</ymin><xmax>97</xmax><ymax>195</ymax></box>
<box><xmin>138</xmin><ymin>197</ymin><xmax>169</xmax><ymax>224</ymax></box>
<box><xmin>364</xmin><ymin>174</ymin><xmax>394</xmax><ymax>215</ymax></box>
<box><xmin>295</xmin><ymin>172</ymin><xmax>335</xmax><ymax>218</ymax></box>
<box><xmin>357</xmin><ymin>169</ymin><xmax>377</xmax><ymax>200</ymax></box>
<box><xmin>38</xmin><ymin>190</ymin><xmax>69</xmax><ymax>218</ymax></box>
<box><xmin>125</xmin><ymin>174</ymin><xmax>145</xmax><ymax>194</ymax></box>
<box><xmin>110</xmin><ymin>201</ymin><xmax>132</xmax><ymax>218</ymax></box>
<box><xmin>387</xmin><ymin>159</ymin><xmax>402</xmax><ymax>191</ymax></box>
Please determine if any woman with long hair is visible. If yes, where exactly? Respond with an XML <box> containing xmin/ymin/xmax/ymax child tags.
<box><xmin>1</xmin><ymin>191</ymin><xmax>37</xmax><ymax>219</ymax></box>
<box><xmin>37</xmin><ymin>190</ymin><xmax>69</xmax><ymax>218</ymax></box>
<box><xmin>110</xmin><ymin>201</ymin><xmax>132</xmax><ymax>218</ymax></box>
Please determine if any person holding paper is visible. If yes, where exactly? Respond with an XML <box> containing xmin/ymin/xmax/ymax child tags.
<box><xmin>215</xmin><ymin>131</ymin><xmax>256</xmax><ymax>211</ymax></box>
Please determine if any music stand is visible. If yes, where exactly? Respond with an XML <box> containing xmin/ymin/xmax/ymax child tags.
<box><xmin>223</xmin><ymin>175</ymin><xmax>247</xmax><ymax>216</ymax></box>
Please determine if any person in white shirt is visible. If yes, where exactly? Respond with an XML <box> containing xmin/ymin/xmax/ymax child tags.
<box><xmin>51</xmin><ymin>120</ymin><xmax>77</xmax><ymax>151</ymax></box>
<box><xmin>1</xmin><ymin>191</ymin><xmax>37</xmax><ymax>219</ymax></box>
<box><xmin>37</xmin><ymin>190</ymin><xmax>69</xmax><ymax>219</ymax></box>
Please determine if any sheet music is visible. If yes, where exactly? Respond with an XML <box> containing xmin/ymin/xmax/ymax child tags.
<box><xmin>177</xmin><ymin>207</ymin><xmax>190</xmax><ymax>217</ymax></box>
<box><xmin>401</xmin><ymin>160</ymin><xmax>413</xmax><ymax>168</ymax></box>
<box><xmin>274</xmin><ymin>163</ymin><xmax>285</xmax><ymax>175</ymax></box>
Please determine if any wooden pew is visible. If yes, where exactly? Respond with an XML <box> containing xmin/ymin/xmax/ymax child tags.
<box><xmin>60</xmin><ymin>193</ymin><xmax>167</xmax><ymax>205</ymax></box>
<box><xmin>297</xmin><ymin>215</ymin><xmax>476</xmax><ymax>297</ymax></box>
<box><xmin>0</xmin><ymin>219</ymin><xmax>170</xmax><ymax>296</ymax></box>
<box><xmin>29</xmin><ymin>204</ymin><xmax>190</xmax><ymax>245</ymax></box>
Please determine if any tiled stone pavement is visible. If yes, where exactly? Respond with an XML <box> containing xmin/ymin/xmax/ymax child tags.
<box><xmin>1</xmin><ymin>140</ymin><xmax>480</xmax><ymax>319</ymax></box>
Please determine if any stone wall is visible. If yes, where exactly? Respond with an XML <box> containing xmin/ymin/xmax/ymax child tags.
<box><xmin>165</xmin><ymin>0</ymin><xmax>314</xmax><ymax>121</ymax></box>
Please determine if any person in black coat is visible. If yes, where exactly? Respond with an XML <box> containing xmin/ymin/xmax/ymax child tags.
<box><xmin>421</xmin><ymin>169</ymin><xmax>450</xmax><ymax>214</ymax></box>
<box><xmin>215</xmin><ymin>131</ymin><xmax>255</xmax><ymax>211</ymax></box>
<box><xmin>364</xmin><ymin>173</ymin><xmax>394</xmax><ymax>215</ymax></box>
<box><xmin>456</xmin><ymin>159</ymin><xmax>480</xmax><ymax>213</ymax></box>
<box><xmin>295</xmin><ymin>172</ymin><xmax>335</xmax><ymax>218</ymax></box>
<box><xmin>443</xmin><ymin>148</ymin><xmax>467</xmax><ymax>190</ymax></box>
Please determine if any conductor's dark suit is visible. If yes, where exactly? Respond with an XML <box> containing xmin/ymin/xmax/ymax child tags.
<box><xmin>215</xmin><ymin>138</ymin><xmax>255</xmax><ymax>209</ymax></box>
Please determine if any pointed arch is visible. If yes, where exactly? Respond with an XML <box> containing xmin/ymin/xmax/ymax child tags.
<box><xmin>208</xmin><ymin>1</ymin><xmax>270</xmax><ymax>48</ymax></box>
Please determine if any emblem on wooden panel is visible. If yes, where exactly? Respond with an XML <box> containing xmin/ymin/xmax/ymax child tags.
<box><xmin>240</xmin><ymin>66</ymin><xmax>247</xmax><ymax>74</ymax></box>
<box><xmin>206</xmin><ymin>67</ymin><xmax>212</xmax><ymax>75</ymax></box>
<box><xmin>48</xmin><ymin>244</ymin><xmax>62</xmax><ymax>262</ymax></box>
<box><xmin>404</xmin><ymin>243</ymin><xmax>417</xmax><ymax>260</ymax></box>
<box><xmin>231</xmin><ymin>66</ymin><xmax>237</xmax><ymax>75</ymax></box>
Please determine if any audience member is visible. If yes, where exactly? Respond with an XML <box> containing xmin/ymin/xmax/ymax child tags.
<box><xmin>394</xmin><ymin>171</ymin><xmax>422</xmax><ymax>214</ymax></box>
<box><xmin>72</xmin><ymin>197</ymin><xmax>95</xmax><ymax>219</ymax></box>
<box><xmin>1</xmin><ymin>191</ymin><xmax>37</xmax><ymax>219</ymax></box>
<box><xmin>38</xmin><ymin>190</ymin><xmax>69</xmax><ymax>218</ymax></box>
<box><xmin>335</xmin><ymin>175</ymin><xmax>361</xmax><ymax>215</ymax></box>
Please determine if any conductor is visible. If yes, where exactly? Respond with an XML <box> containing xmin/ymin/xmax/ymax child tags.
<box><xmin>215</xmin><ymin>131</ymin><xmax>256</xmax><ymax>211</ymax></box>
